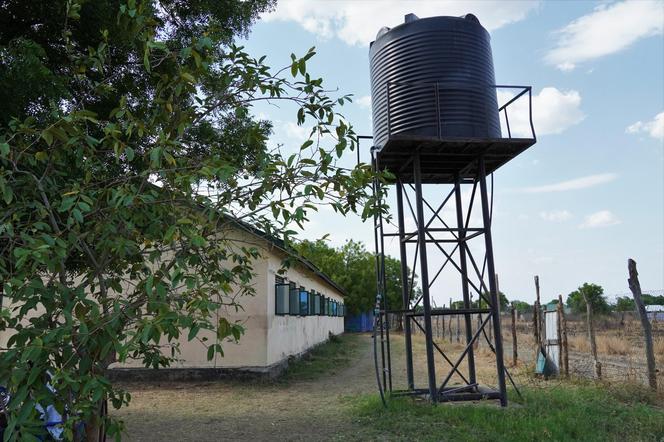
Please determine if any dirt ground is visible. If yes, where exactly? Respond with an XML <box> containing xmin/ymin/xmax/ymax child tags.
<box><xmin>113</xmin><ymin>334</ymin><xmax>377</xmax><ymax>441</ymax></box>
<box><xmin>112</xmin><ymin>333</ymin><xmax>509</xmax><ymax>441</ymax></box>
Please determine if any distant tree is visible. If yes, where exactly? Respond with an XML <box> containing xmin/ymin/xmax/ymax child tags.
<box><xmin>294</xmin><ymin>239</ymin><xmax>418</xmax><ymax>316</ymax></box>
<box><xmin>642</xmin><ymin>294</ymin><xmax>664</xmax><ymax>306</ymax></box>
<box><xmin>474</xmin><ymin>291</ymin><xmax>509</xmax><ymax>310</ymax></box>
<box><xmin>566</xmin><ymin>283</ymin><xmax>610</xmax><ymax>315</ymax></box>
<box><xmin>548</xmin><ymin>299</ymin><xmax>559</xmax><ymax>305</ymax></box>
<box><xmin>511</xmin><ymin>300</ymin><xmax>532</xmax><ymax>313</ymax></box>
<box><xmin>615</xmin><ymin>296</ymin><xmax>636</xmax><ymax>312</ymax></box>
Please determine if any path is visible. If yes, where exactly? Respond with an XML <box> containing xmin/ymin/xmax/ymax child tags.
<box><xmin>113</xmin><ymin>334</ymin><xmax>377</xmax><ymax>441</ymax></box>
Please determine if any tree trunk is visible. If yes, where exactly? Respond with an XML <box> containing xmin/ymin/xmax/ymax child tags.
<box><xmin>628</xmin><ymin>259</ymin><xmax>658</xmax><ymax>391</ymax></box>
<box><xmin>582</xmin><ymin>293</ymin><xmax>601</xmax><ymax>379</ymax></box>
<box><xmin>559</xmin><ymin>294</ymin><xmax>569</xmax><ymax>377</ymax></box>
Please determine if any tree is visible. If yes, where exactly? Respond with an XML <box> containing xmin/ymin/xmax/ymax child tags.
<box><xmin>511</xmin><ymin>300</ymin><xmax>532</xmax><ymax>314</ymax></box>
<box><xmin>0</xmin><ymin>2</ymin><xmax>383</xmax><ymax>440</ymax></box>
<box><xmin>293</xmin><ymin>239</ymin><xmax>418</xmax><ymax>316</ymax></box>
<box><xmin>615</xmin><ymin>296</ymin><xmax>635</xmax><ymax>312</ymax></box>
<box><xmin>566</xmin><ymin>283</ymin><xmax>610</xmax><ymax>315</ymax></box>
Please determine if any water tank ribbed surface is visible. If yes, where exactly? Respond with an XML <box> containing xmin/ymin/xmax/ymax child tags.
<box><xmin>370</xmin><ymin>14</ymin><xmax>501</xmax><ymax>149</ymax></box>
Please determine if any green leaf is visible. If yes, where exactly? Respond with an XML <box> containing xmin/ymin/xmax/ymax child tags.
<box><xmin>0</xmin><ymin>142</ymin><xmax>9</xmax><ymax>157</ymax></box>
<box><xmin>290</xmin><ymin>61</ymin><xmax>298</xmax><ymax>77</ymax></box>
<box><xmin>2</xmin><ymin>186</ymin><xmax>12</xmax><ymax>204</ymax></box>
<box><xmin>41</xmin><ymin>130</ymin><xmax>53</xmax><ymax>146</ymax></box>
<box><xmin>206</xmin><ymin>345</ymin><xmax>215</xmax><ymax>361</ymax></box>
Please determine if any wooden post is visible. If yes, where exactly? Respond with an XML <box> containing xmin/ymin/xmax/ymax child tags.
<box><xmin>456</xmin><ymin>311</ymin><xmax>461</xmax><ymax>343</ymax></box>
<box><xmin>559</xmin><ymin>294</ymin><xmax>569</xmax><ymax>377</ymax></box>
<box><xmin>533</xmin><ymin>276</ymin><xmax>540</xmax><ymax>354</ymax></box>
<box><xmin>582</xmin><ymin>292</ymin><xmax>602</xmax><ymax>379</ymax></box>
<box><xmin>628</xmin><ymin>259</ymin><xmax>657</xmax><ymax>391</ymax></box>
<box><xmin>534</xmin><ymin>275</ymin><xmax>542</xmax><ymax>346</ymax></box>
<box><xmin>556</xmin><ymin>296</ymin><xmax>563</xmax><ymax>375</ymax></box>
<box><xmin>511</xmin><ymin>303</ymin><xmax>518</xmax><ymax>366</ymax></box>
<box><xmin>448</xmin><ymin>297</ymin><xmax>453</xmax><ymax>341</ymax></box>
<box><xmin>441</xmin><ymin>309</ymin><xmax>445</xmax><ymax>340</ymax></box>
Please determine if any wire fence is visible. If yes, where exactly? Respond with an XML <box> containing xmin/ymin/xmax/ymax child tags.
<box><xmin>386</xmin><ymin>310</ymin><xmax>664</xmax><ymax>390</ymax></box>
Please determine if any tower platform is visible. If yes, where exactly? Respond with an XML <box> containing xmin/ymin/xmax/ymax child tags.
<box><xmin>375</xmin><ymin>135</ymin><xmax>536</xmax><ymax>183</ymax></box>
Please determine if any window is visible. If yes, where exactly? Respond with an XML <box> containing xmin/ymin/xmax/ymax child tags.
<box><xmin>332</xmin><ymin>301</ymin><xmax>337</xmax><ymax>316</ymax></box>
<box><xmin>289</xmin><ymin>283</ymin><xmax>299</xmax><ymax>315</ymax></box>
<box><xmin>308</xmin><ymin>291</ymin><xmax>316</xmax><ymax>315</ymax></box>
<box><xmin>299</xmin><ymin>288</ymin><xmax>309</xmax><ymax>316</ymax></box>
<box><xmin>275</xmin><ymin>282</ymin><xmax>290</xmax><ymax>315</ymax></box>
<box><xmin>321</xmin><ymin>296</ymin><xmax>326</xmax><ymax>316</ymax></box>
<box><xmin>314</xmin><ymin>293</ymin><xmax>321</xmax><ymax>315</ymax></box>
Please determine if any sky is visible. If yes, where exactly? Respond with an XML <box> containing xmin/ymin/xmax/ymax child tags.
<box><xmin>241</xmin><ymin>0</ymin><xmax>664</xmax><ymax>305</ymax></box>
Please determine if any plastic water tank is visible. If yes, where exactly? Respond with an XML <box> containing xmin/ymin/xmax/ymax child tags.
<box><xmin>369</xmin><ymin>14</ymin><xmax>501</xmax><ymax>149</ymax></box>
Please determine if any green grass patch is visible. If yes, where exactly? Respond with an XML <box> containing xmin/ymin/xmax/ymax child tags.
<box><xmin>347</xmin><ymin>383</ymin><xmax>664</xmax><ymax>441</ymax></box>
<box><xmin>281</xmin><ymin>333</ymin><xmax>362</xmax><ymax>382</ymax></box>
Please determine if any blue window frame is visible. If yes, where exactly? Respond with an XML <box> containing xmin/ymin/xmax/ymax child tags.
<box><xmin>299</xmin><ymin>288</ymin><xmax>309</xmax><ymax>316</ymax></box>
<box><xmin>314</xmin><ymin>293</ymin><xmax>321</xmax><ymax>315</ymax></box>
<box><xmin>275</xmin><ymin>283</ymin><xmax>290</xmax><ymax>315</ymax></box>
<box><xmin>289</xmin><ymin>283</ymin><xmax>299</xmax><ymax>315</ymax></box>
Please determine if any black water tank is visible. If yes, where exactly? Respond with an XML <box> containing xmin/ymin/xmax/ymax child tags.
<box><xmin>369</xmin><ymin>14</ymin><xmax>501</xmax><ymax>149</ymax></box>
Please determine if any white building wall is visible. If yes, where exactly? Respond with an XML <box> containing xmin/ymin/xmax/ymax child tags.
<box><xmin>265</xmin><ymin>251</ymin><xmax>345</xmax><ymax>366</ymax></box>
<box><xmin>113</xmin><ymin>227</ymin><xmax>345</xmax><ymax>371</ymax></box>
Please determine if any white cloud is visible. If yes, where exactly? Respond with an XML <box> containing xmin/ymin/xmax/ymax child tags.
<box><xmin>264</xmin><ymin>1</ymin><xmax>539</xmax><ymax>46</ymax></box>
<box><xmin>356</xmin><ymin>95</ymin><xmax>372</xmax><ymax>109</ymax></box>
<box><xmin>522</xmin><ymin>173</ymin><xmax>617</xmax><ymax>193</ymax></box>
<box><xmin>579</xmin><ymin>210</ymin><xmax>621</xmax><ymax>229</ymax></box>
<box><xmin>539</xmin><ymin>210</ymin><xmax>573</xmax><ymax>222</ymax></box>
<box><xmin>498</xmin><ymin>87</ymin><xmax>585</xmax><ymax>137</ymax></box>
<box><xmin>282</xmin><ymin>121</ymin><xmax>310</xmax><ymax>140</ymax></box>
<box><xmin>626</xmin><ymin>111</ymin><xmax>664</xmax><ymax>141</ymax></box>
<box><xmin>546</xmin><ymin>1</ymin><xmax>664</xmax><ymax>71</ymax></box>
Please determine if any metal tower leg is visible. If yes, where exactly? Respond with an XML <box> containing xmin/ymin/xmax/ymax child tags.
<box><xmin>478</xmin><ymin>157</ymin><xmax>508</xmax><ymax>407</ymax></box>
<box><xmin>454</xmin><ymin>174</ymin><xmax>477</xmax><ymax>385</ymax></box>
<box><xmin>412</xmin><ymin>151</ymin><xmax>437</xmax><ymax>402</ymax></box>
<box><xmin>396</xmin><ymin>181</ymin><xmax>414</xmax><ymax>389</ymax></box>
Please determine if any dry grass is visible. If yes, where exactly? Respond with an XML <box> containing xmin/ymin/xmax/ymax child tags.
<box><xmin>597</xmin><ymin>336</ymin><xmax>631</xmax><ymax>356</ymax></box>
<box><xmin>655</xmin><ymin>338</ymin><xmax>664</xmax><ymax>363</ymax></box>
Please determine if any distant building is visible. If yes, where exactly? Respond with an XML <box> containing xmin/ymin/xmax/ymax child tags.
<box><xmin>645</xmin><ymin>305</ymin><xmax>664</xmax><ymax>321</ymax></box>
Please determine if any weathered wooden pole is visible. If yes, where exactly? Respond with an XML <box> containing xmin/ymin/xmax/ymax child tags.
<box><xmin>441</xmin><ymin>309</ymin><xmax>445</xmax><ymax>340</ymax></box>
<box><xmin>558</xmin><ymin>294</ymin><xmax>569</xmax><ymax>376</ymax></box>
<box><xmin>456</xmin><ymin>311</ymin><xmax>461</xmax><ymax>343</ymax></box>
<box><xmin>628</xmin><ymin>259</ymin><xmax>657</xmax><ymax>391</ymax></box>
<box><xmin>448</xmin><ymin>297</ymin><xmax>453</xmax><ymax>341</ymax></box>
<box><xmin>556</xmin><ymin>296</ymin><xmax>563</xmax><ymax>375</ymax></box>
<box><xmin>582</xmin><ymin>292</ymin><xmax>602</xmax><ymax>379</ymax></box>
<box><xmin>511</xmin><ymin>303</ymin><xmax>518</xmax><ymax>366</ymax></box>
<box><xmin>533</xmin><ymin>276</ymin><xmax>541</xmax><ymax>350</ymax></box>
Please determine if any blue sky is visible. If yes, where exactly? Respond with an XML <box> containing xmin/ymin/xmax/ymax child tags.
<box><xmin>242</xmin><ymin>1</ymin><xmax>663</xmax><ymax>305</ymax></box>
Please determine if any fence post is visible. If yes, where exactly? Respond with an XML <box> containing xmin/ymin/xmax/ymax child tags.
<box><xmin>558</xmin><ymin>294</ymin><xmax>569</xmax><ymax>377</ymax></box>
<box><xmin>556</xmin><ymin>296</ymin><xmax>563</xmax><ymax>375</ymax></box>
<box><xmin>628</xmin><ymin>259</ymin><xmax>657</xmax><ymax>391</ymax></box>
<box><xmin>441</xmin><ymin>310</ymin><xmax>445</xmax><ymax>340</ymax></box>
<box><xmin>456</xmin><ymin>310</ymin><xmax>461</xmax><ymax>343</ymax></box>
<box><xmin>582</xmin><ymin>293</ymin><xmax>602</xmax><ymax>379</ymax></box>
<box><xmin>511</xmin><ymin>303</ymin><xmax>518</xmax><ymax>366</ymax></box>
<box><xmin>533</xmin><ymin>276</ymin><xmax>540</xmax><ymax>355</ymax></box>
<box><xmin>448</xmin><ymin>297</ymin><xmax>453</xmax><ymax>341</ymax></box>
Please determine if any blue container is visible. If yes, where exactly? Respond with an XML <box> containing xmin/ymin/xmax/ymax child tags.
<box><xmin>345</xmin><ymin>311</ymin><xmax>375</xmax><ymax>332</ymax></box>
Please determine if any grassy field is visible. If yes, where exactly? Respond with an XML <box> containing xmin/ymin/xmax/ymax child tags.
<box><xmin>113</xmin><ymin>333</ymin><xmax>664</xmax><ymax>441</ymax></box>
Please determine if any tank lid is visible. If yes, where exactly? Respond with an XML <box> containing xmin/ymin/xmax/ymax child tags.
<box><xmin>369</xmin><ymin>14</ymin><xmax>490</xmax><ymax>56</ymax></box>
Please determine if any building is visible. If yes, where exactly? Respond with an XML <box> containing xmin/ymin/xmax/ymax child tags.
<box><xmin>1</xmin><ymin>219</ymin><xmax>346</xmax><ymax>380</ymax></box>
<box><xmin>110</xmin><ymin>220</ymin><xmax>346</xmax><ymax>379</ymax></box>
<box><xmin>646</xmin><ymin>305</ymin><xmax>664</xmax><ymax>321</ymax></box>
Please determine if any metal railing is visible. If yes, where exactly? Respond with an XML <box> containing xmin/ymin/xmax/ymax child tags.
<box><xmin>384</xmin><ymin>81</ymin><xmax>536</xmax><ymax>141</ymax></box>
